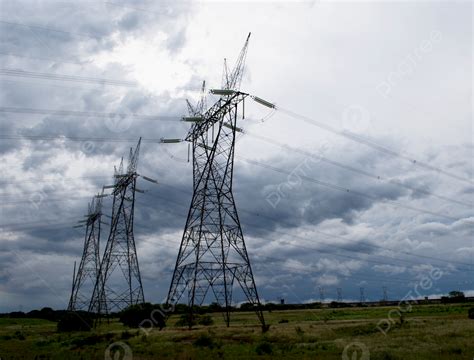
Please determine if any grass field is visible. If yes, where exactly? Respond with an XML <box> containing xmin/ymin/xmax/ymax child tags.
<box><xmin>0</xmin><ymin>303</ymin><xmax>473</xmax><ymax>359</ymax></box>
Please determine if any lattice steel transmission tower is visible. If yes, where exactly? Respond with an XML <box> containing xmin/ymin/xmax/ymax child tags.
<box><xmin>318</xmin><ymin>287</ymin><xmax>325</xmax><ymax>303</ymax></box>
<box><xmin>359</xmin><ymin>287</ymin><xmax>366</xmax><ymax>304</ymax></box>
<box><xmin>68</xmin><ymin>193</ymin><xmax>105</xmax><ymax>311</ymax></box>
<box><xmin>336</xmin><ymin>287</ymin><xmax>343</xmax><ymax>302</ymax></box>
<box><xmin>89</xmin><ymin>139</ymin><xmax>145</xmax><ymax>315</ymax></box>
<box><xmin>166</xmin><ymin>33</ymin><xmax>267</xmax><ymax>330</ymax></box>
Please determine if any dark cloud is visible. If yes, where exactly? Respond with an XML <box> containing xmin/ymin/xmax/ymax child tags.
<box><xmin>0</xmin><ymin>1</ymin><xmax>473</xmax><ymax>311</ymax></box>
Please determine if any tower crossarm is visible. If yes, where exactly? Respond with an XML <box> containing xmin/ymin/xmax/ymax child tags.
<box><xmin>185</xmin><ymin>91</ymin><xmax>248</xmax><ymax>142</ymax></box>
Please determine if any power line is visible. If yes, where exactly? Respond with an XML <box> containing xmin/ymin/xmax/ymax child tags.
<box><xmin>99</xmin><ymin>236</ymin><xmax>429</xmax><ymax>286</ymax></box>
<box><xmin>1</xmin><ymin>125</ymin><xmax>469</xmax><ymax>209</ymax></box>
<box><xmin>0</xmin><ymin>175</ymin><xmax>109</xmax><ymax>186</ymax></box>
<box><xmin>266</xmin><ymin>215</ymin><xmax>474</xmax><ymax>270</ymax></box>
<box><xmin>1</xmin><ymin>195</ymin><xmax>91</xmax><ymax>206</ymax></box>
<box><xmin>155</xmin><ymin>181</ymin><xmax>474</xmax><ymax>269</ymax></box>
<box><xmin>8</xmin><ymin>186</ymin><xmax>469</xmax><ymax>272</ymax></box>
<box><xmin>0</xmin><ymin>51</ymin><xmax>86</xmax><ymax>66</ymax></box>
<box><xmin>0</xmin><ymin>68</ymin><xmax>137</xmax><ymax>87</ymax></box>
<box><xmin>90</xmin><ymin>212</ymin><xmax>471</xmax><ymax>289</ymax></box>
<box><xmin>1</xmin><ymin>144</ymin><xmax>463</xmax><ymax>222</ymax></box>
<box><xmin>0</xmin><ymin>135</ymin><xmax>164</xmax><ymax>143</ymax></box>
<box><xmin>3</xmin><ymin>200</ymin><xmax>470</xmax><ymax>287</ymax></box>
<box><xmin>0</xmin><ymin>106</ymin><xmax>180</xmax><ymax>121</ymax></box>
<box><xmin>104</xmin><ymin>1</ymin><xmax>170</xmax><ymax>16</ymax></box>
<box><xmin>245</xmin><ymin>130</ymin><xmax>472</xmax><ymax>208</ymax></box>
<box><xmin>239</xmin><ymin>156</ymin><xmax>462</xmax><ymax>221</ymax></box>
<box><xmin>0</xmin><ymin>19</ymin><xmax>99</xmax><ymax>40</ymax></box>
<box><xmin>275</xmin><ymin>107</ymin><xmax>473</xmax><ymax>185</ymax></box>
<box><xmin>243</xmin><ymin>217</ymin><xmax>474</xmax><ymax>272</ymax></box>
<box><xmin>148</xmin><ymin>186</ymin><xmax>473</xmax><ymax>271</ymax></box>
<box><xmin>0</xmin><ymin>187</ymin><xmax>97</xmax><ymax>199</ymax></box>
<box><xmin>5</xmin><ymin>182</ymin><xmax>471</xmax><ymax>273</ymax></box>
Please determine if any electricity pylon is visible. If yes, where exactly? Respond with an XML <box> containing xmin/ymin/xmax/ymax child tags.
<box><xmin>319</xmin><ymin>287</ymin><xmax>325</xmax><ymax>303</ymax></box>
<box><xmin>166</xmin><ymin>33</ymin><xmax>267</xmax><ymax>330</ymax></box>
<box><xmin>360</xmin><ymin>287</ymin><xmax>366</xmax><ymax>304</ymax></box>
<box><xmin>68</xmin><ymin>193</ymin><xmax>105</xmax><ymax>311</ymax></box>
<box><xmin>89</xmin><ymin>138</ymin><xmax>145</xmax><ymax>316</ymax></box>
<box><xmin>336</xmin><ymin>287</ymin><xmax>343</xmax><ymax>302</ymax></box>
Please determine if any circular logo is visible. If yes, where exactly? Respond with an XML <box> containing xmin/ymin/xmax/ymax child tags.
<box><xmin>104</xmin><ymin>341</ymin><xmax>133</xmax><ymax>360</ymax></box>
<box><xmin>81</xmin><ymin>140</ymin><xmax>95</xmax><ymax>154</ymax></box>
<box><xmin>341</xmin><ymin>105</ymin><xmax>371</xmax><ymax>133</ymax></box>
<box><xmin>342</xmin><ymin>342</ymin><xmax>370</xmax><ymax>360</ymax></box>
<box><xmin>105</xmin><ymin>111</ymin><xmax>134</xmax><ymax>133</ymax></box>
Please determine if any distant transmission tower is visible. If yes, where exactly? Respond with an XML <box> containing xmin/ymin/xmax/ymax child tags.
<box><xmin>382</xmin><ymin>286</ymin><xmax>388</xmax><ymax>302</ymax></box>
<box><xmin>89</xmin><ymin>139</ymin><xmax>146</xmax><ymax>316</ymax></box>
<box><xmin>165</xmin><ymin>33</ymin><xmax>267</xmax><ymax>330</ymax></box>
<box><xmin>359</xmin><ymin>287</ymin><xmax>366</xmax><ymax>304</ymax></box>
<box><xmin>336</xmin><ymin>287</ymin><xmax>343</xmax><ymax>302</ymax></box>
<box><xmin>68</xmin><ymin>193</ymin><xmax>105</xmax><ymax>311</ymax></box>
<box><xmin>319</xmin><ymin>287</ymin><xmax>325</xmax><ymax>303</ymax></box>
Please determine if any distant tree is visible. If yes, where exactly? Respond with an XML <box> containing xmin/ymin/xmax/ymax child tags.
<box><xmin>240</xmin><ymin>302</ymin><xmax>257</xmax><ymax>311</ymax></box>
<box><xmin>208</xmin><ymin>302</ymin><xmax>222</xmax><ymax>312</ymax></box>
<box><xmin>264</xmin><ymin>303</ymin><xmax>277</xmax><ymax>312</ymax></box>
<box><xmin>197</xmin><ymin>314</ymin><xmax>214</xmax><ymax>326</ymax></box>
<box><xmin>448</xmin><ymin>291</ymin><xmax>465</xmax><ymax>299</ymax></box>
<box><xmin>39</xmin><ymin>307</ymin><xmax>56</xmax><ymax>321</ymax></box>
<box><xmin>175</xmin><ymin>313</ymin><xmax>196</xmax><ymax>327</ymax></box>
<box><xmin>7</xmin><ymin>311</ymin><xmax>25</xmax><ymax>318</ymax></box>
<box><xmin>57</xmin><ymin>311</ymin><xmax>93</xmax><ymax>332</ymax></box>
<box><xmin>26</xmin><ymin>307</ymin><xmax>63</xmax><ymax>322</ymax></box>
<box><xmin>174</xmin><ymin>313</ymin><xmax>214</xmax><ymax>327</ymax></box>
<box><xmin>119</xmin><ymin>303</ymin><xmax>165</xmax><ymax>329</ymax></box>
<box><xmin>174</xmin><ymin>303</ymin><xmax>190</xmax><ymax>314</ymax></box>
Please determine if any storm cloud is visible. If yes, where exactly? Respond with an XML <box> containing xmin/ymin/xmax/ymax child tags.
<box><xmin>0</xmin><ymin>0</ymin><xmax>473</xmax><ymax>311</ymax></box>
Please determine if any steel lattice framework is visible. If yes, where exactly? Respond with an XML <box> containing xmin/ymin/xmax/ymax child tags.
<box><xmin>166</xmin><ymin>34</ymin><xmax>267</xmax><ymax>329</ymax></box>
<box><xmin>68</xmin><ymin>194</ymin><xmax>103</xmax><ymax>311</ymax></box>
<box><xmin>89</xmin><ymin>139</ymin><xmax>145</xmax><ymax>315</ymax></box>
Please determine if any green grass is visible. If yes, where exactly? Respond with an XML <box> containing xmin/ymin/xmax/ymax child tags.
<box><xmin>0</xmin><ymin>304</ymin><xmax>473</xmax><ymax>359</ymax></box>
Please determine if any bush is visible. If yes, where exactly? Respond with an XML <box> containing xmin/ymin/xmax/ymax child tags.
<box><xmin>240</xmin><ymin>302</ymin><xmax>258</xmax><ymax>311</ymax></box>
<box><xmin>28</xmin><ymin>307</ymin><xmax>60</xmax><ymax>322</ymax></box>
<box><xmin>295</xmin><ymin>326</ymin><xmax>304</xmax><ymax>336</ymax></box>
<box><xmin>175</xmin><ymin>313</ymin><xmax>214</xmax><ymax>327</ymax></box>
<box><xmin>468</xmin><ymin>307</ymin><xmax>474</xmax><ymax>319</ymax></box>
<box><xmin>121</xmin><ymin>330</ymin><xmax>133</xmax><ymax>340</ymax></box>
<box><xmin>71</xmin><ymin>334</ymin><xmax>102</xmax><ymax>348</ymax></box>
<box><xmin>57</xmin><ymin>311</ymin><xmax>93</xmax><ymax>332</ymax></box>
<box><xmin>193</xmin><ymin>334</ymin><xmax>215</xmax><ymax>348</ymax></box>
<box><xmin>197</xmin><ymin>314</ymin><xmax>214</xmax><ymax>326</ymax></box>
<box><xmin>7</xmin><ymin>311</ymin><xmax>26</xmax><ymax>318</ymax></box>
<box><xmin>119</xmin><ymin>303</ymin><xmax>165</xmax><ymax>330</ymax></box>
<box><xmin>13</xmin><ymin>331</ymin><xmax>25</xmax><ymax>340</ymax></box>
<box><xmin>207</xmin><ymin>302</ymin><xmax>223</xmax><ymax>312</ymax></box>
<box><xmin>278</xmin><ymin>319</ymin><xmax>289</xmax><ymax>323</ymax></box>
<box><xmin>255</xmin><ymin>341</ymin><xmax>273</xmax><ymax>355</ymax></box>
<box><xmin>175</xmin><ymin>313</ymin><xmax>196</xmax><ymax>327</ymax></box>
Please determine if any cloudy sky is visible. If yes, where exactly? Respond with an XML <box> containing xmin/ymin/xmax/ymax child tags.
<box><xmin>0</xmin><ymin>0</ymin><xmax>472</xmax><ymax>312</ymax></box>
